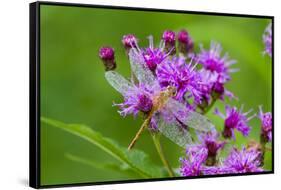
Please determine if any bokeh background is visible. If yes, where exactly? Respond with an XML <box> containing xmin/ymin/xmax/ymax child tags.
<box><xmin>40</xmin><ymin>4</ymin><xmax>272</xmax><ymax>186</ymax></box>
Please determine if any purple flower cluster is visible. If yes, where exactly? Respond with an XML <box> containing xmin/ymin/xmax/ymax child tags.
<box><xmin>180</xmin><ymin>146</ymin><xmax>263</xmax><ymax>176</ymax></box>
<box><xmin>263</xmin><ymin>23</ymin><xmax>272</xmax><ymax>57</ymax></box>
<box><xmin>99</xmin><ymin>28</ymin><xmax>272</xmax><ymax>177</ymax></box>
<box><xmin>179</xmin><ymin>104</ymin><xmax>268</xmax><ymax>177</ymax></box>
<box><xmin>119</xmin><ymin>31</ymin><xmax>237</xmax><ymax>111</ymax></box>
<box><xmin>120</xmin><ymin>30</ymin><xmax>207</xmax><ymax>107</ymax></box>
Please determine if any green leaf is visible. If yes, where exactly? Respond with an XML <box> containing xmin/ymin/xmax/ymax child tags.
<box><xmin>65</xmin><ymin>153</ymin><xmax>139</xmax><ymax>177</ymax></box>
<box><xmin>41</xmin><ymin>117</ymin><xmax>164</xmax><ymax>178</ymax></box>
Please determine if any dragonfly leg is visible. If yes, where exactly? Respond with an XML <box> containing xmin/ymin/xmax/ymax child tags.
<box><xmin>128</xmin><ymin>118</ymin><xmax>151</xmax><ymax>150</ymax></box>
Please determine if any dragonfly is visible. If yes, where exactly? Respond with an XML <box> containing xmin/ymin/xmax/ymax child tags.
<box><xmin>105</xmin><ymin>48</ymin><xmax>214</xmax><ymax>150</ymax></box>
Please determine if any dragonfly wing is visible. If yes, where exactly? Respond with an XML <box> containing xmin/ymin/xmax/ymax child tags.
<box><xmin>128</xmin><ymin>49</ymin><xmax>158</xmax><ymax>87</ymax></box>
<box><xmin>105</xmin><ymin>71</ymin><xmax>133</xmax><ymax>96</ymax></box>
<box><xmin>153</xmin><ymin>111</ymin><xmax>193</xmax><ymax>148</ymax></box>
<box><xmin>166</xmin><ymin>98</ymin><xmax>215</xmax><ymax>132</ymax></box>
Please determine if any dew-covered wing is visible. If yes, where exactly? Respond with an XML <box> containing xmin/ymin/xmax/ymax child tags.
<box><xmin>166</xmin><ymin>98</ymin><xmax>214</xmax><ymax>132</ymax></box>
<box><xmin>128</xmin><ymin>49</ymin><xmax>158</xmax><ymax>87</ymax></box>
<box><xmin>152</xmin><ymin>111</ymin><xmax>193</xmax><ymax>148</ymax></box>
<box><xmin>105</xmin><ymin>71</ymin><xmax>133</xmax><ymax>96</ymax></box>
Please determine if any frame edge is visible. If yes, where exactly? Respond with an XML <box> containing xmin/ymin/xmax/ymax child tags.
<box><xmin>29</xmin><ymin>1</ymin><xmax>40</xmax><ymax>189</ymax></box>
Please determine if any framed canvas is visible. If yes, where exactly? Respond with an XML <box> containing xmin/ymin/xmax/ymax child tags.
<box><xmin>29</xmin><ymin>1</ymin><xmax>274</xmax><ymax>188</ymax></box>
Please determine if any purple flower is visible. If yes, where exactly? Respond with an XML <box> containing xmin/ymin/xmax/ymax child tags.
<box><xmin>156</xmin><ymin>57</ymin><xmax>202</xmax><ymax>102</ymax></box>
<box><xmin>196</xmin><ymin>70</ymin><xmax>216</xmax><ymax>104</ymax></box>
<box><xmin>197</xmin><ymin>130</ymin><xmax>226</xmax><ymax>165</ymax></box>
<box><xmin>180</xmin><ymin>144</ymin><xmax>223</xmax><ymax>176</ymax></box>
<box><xmin>143</xmin><ymin>47</ymin><xmax>167</xmax><ymax>72</ymax></box>
<box><xmin>215</xmin><ymin>105</ymin><xmax>255</xmax><ymax>139</ymax></box>
<box><xmin>184</xmin><ymin>129</ymin><xmax>225</xmax><ymax>167</ymax></box>
<box><xmin>263</xmin><ymin>23</ymin><xmax>272</xmax><ymax>57</ymax></box>
<box><xmin>177</xmin><ymin>29</ymin><xmax>194</xmax><ymax>55</ymax></box>
<box><xmin>194</xmin><ymin>42</ymin><xmax>237</xmax><ymax>108</ymax></box>
<box><xmin>196</xmin><ymin>69</ymin><xmax>237</xmax><ymax>112</ymax></box>
<box><xmin>99</xmin><ymin>47</ymin><xmax>116</xmax><ymax>71</ymax></box>
<box><xmin>259</xmin><ymin>106</ymin><xmax>272</xmax><ymax>142</ymax></box>
<box><xmin>114</xmin><ymin>83</ymin><xmax>153</xmax><ymax>117</ymax></box>
<box><xmin>130</xmin><ymin>35</ymin><xmax>169</xmax><ymax>72</ymax></box>
<box><xmin>180</xmin><ymin>146</ymin><xmax>208</xmax><ymax>176</ymax></box>
<box><xmin>197</xmin><ymin>41</ymin><xmax>237</xmax><ymax>84</ymax></box>
<box><xmin>222</xmin><ymin>147</ymin><xmax>263</xmax><ymax>173</ymax></box>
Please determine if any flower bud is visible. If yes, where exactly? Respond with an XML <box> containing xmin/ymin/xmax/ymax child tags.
<box><xmin>122</xmin><ymin>34</ymin><xmax>138</xmax><ymax>55</ymax></box>
<box><xmin>99</xmin><ymin>47</ymin><xmax>116</xmax><ymax>71</ymax></box>
<box><xmin>122</xmin><ymin>34</ymin><xmax>137</xmax><ymax>48</ymax></box>
<box><xmin>162</xmin><ymin>30</ymin><xmax>176</xmax><ymax>55</ymax></box>
<box><xmin>177</xmin><ymin>30</ymin><xmax>194</xmax><ymax>55</ymax></box>
<box><xmin>212</xmin><ymin>82</ymin><xmax>225</xmax><ymax>98</ymax></box>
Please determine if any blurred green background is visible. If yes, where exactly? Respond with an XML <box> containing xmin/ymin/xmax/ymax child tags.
<box><xmin>40</xmin><ymin>4</ymin><xmax>272</xmax><ymax>186</ymax></box>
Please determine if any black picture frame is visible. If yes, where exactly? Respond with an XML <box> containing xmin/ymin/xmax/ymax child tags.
<box><xmin>29</xmin><ymin>1</ymin><xmax>274</xmax><ymax>189</ymax></box>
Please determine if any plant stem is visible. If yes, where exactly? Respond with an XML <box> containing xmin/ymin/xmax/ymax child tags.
<box><xmin>203</xmin><ymin>98</ymin><xmax>217</xmax><ymax>115</ymax></box>
<box><xmin>151</xmin><ymin>133</ymin><xmax>175</xmax><ymax>177</ymax></box>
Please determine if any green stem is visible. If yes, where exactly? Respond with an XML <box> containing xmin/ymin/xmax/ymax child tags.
<box><xmin>202</xmin><ymin>98</ymin><xmax>217</xmax><ymax>114</ymax></box>
<box><xmin>151</xmin><ymin>133</ymin><xmax>175</xmax><ymax>177</ymax></box>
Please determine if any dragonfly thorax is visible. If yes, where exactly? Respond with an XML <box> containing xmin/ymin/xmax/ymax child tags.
<box><xmin>152</xmin><ymin>86</ymin><xmax>176</xmax><ymax>111</ymax></box>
